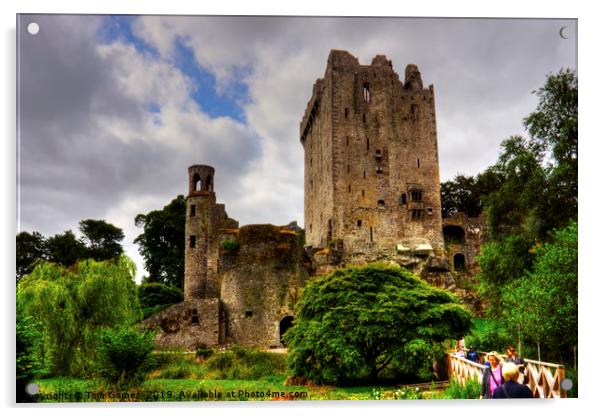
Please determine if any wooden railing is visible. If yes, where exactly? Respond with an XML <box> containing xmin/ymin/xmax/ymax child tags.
<box><xmin>447</xmin><ymin>351</ymin><xmax>567</xmax><ymax>398</ymax></box>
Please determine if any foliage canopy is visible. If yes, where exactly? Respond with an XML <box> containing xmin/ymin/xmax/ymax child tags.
<box><xmin>134</xmin><ymin>195</ymin><xmax>186</xmax><ymax>289</ymax></box>
<box><xmin>17</xmin><ymin>256</ymin><xmax>142</xmax><ymax>377</ymax></box>
<box><xmin>285</xmin><ymin>264</ymin><xmax>472</xmax><ymax>384</ymax></box>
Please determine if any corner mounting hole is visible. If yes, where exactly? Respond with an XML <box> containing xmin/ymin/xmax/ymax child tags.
<box><xmin>27</xmin><ymin>22</ymin><xmax>40</xmax><ymax>35</ymax></box>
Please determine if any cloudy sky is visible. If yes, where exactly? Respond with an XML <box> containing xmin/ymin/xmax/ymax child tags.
<box><xmin>16</xmin><ymin>15</ymin><xmax>577</xmax><ymax>280</ymax></box>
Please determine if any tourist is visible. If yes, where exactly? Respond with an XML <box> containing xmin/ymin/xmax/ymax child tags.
<box><xmin>492</xmin><ymin>362</ymin><xmax>533</xmax><ymax>398</ymax></box>
<box><xmin>505</xmin><ymin>346</ymin><xmax>527</xmax><ymax>384</ymax></box>
<box><xmin>480</xmin><ymin>351</ymin><xmax>504</xmax><ymax>399</ymax></box>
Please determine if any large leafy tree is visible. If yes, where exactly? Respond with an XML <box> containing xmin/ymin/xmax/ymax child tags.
<box><xmin>440</xmin><ymin>175</ymin><xmax>482</xmax><ymax>218</ymax></box>
<box><xmin>45</xmin><ymin>230</ymin><xmax>87</xmax><ymax>268</ymax></box>
<box><xmin>285</xmin><ymin>264</ymin><xmax>472</xmax><ymax>384</ymax></box>
<box><xmin>17</xmin><ymin>256</ymin><xmax>142</xmax><ymax>377</ymax></box>
<box><xmin>134</xmin><ymin>195</ymin><xmax>186</xmax><ymax>289</ymax></box>
<box><xmin>501</xmin><ymin>222</ymin><xmax>577</xmax><ymax>363</ymax></box>
<box><xmin>79</xmin><ymin>219</ymin><xmax>125</xmax><ymax>261</ymax></box>
<box><xmin>16</xmin><ymin>231</ymin><xmax>48</xmax><ymax>281</ymax></box>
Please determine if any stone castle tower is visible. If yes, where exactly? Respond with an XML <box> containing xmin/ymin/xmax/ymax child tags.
<box><xmin>185</xmin><ymin>165</ymin><xmax>221</xmax><ymax>300</ymax></box>
<box><xmin>301</xmin><ymin>50</ymin><xmax>445</xmax><ymax>262</ymax></box>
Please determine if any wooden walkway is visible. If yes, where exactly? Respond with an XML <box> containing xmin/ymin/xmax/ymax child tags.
<box><xmin>447</xmin><ymin>350</ymin><xmax>567</xmax><ymax>398</ymax></box>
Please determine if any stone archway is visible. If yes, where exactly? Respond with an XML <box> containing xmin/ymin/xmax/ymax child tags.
<box><xmin>279</xmin><ymin>316</ymin><xmax>294</xmax><ymax>346</ymax></box>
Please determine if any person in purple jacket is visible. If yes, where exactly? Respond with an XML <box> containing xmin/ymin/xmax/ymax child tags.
<box><xmin>480</xmin><ymin>351</ymin><xmax>504</xmax><ymax>399</ymax></box>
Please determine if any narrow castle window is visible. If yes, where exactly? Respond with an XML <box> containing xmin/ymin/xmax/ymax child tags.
<box><xmin>357</xmin><ymin>220</ymin><xmax>362</xmax><ymax>227</ymax></box>
<box><xmin>363</xmin><ymin>171</ymin><xmax>366</xmax><ymax>179</ymax></box>
<box><xmin>363</xmin><ymin>83</ymin><xmax>371</xmax><ymax>102</ymax></box>
<box><xmin>378</xmin><ymin>200</ymin><xmax>385</xmax><ymax>207</ymax></box>
<box><xmin>363</xmin><ymin>113</ymin><xmax>366</xmax><ymax>123</ymax></box>
<box><xmin>367</xmin><ymin>138</ymin><xmax>370</xmax><ymax>150</ymax></box>
<box><xmin>190</xmin><ymin>204</ymin><xmax>196</xmax><ymax>217</ymax></box>
<box><xmin>400</xmin><ymin>194</ymin><xmax>407</xmax><ymax>204</ymax></box>
<box><xmin>347</xmin><ymin>164</ymin><xmax>350</xmax><ymax>173</ymax></box>
<box><xmin>346</xmin><ymin>136</ymin><xmax>349</xmax><ymax>146</ymax></box>
<box><xmin>348</xmin><ymin>185</ymin><xmax>351</xmax><ymax>193</ymax></box>
<box><xmin>189</xmin><ymin>235</ymin><xmax>196</xmax><ymax>248</ymax></box>
<box><xmin>417</xmin><ymin>158</ymin><xmax>420</xmax><ymax>168</ymax></box>
<box><xmin>191</xmin><ymin>309</ymin><xmax>199</xmax><ymax>325</ymax></box>
<box><xmin>411</xmin><ymin>104</ymin><xmax>418</xmax><ymax>119</ymax></box>
<box><xmin>362</xmin><ymin>189</ymin><xmax>365</xmax><ymax>197</ymax></box>
<box><xmin>344</xmin><ymin>108</ymin><xmax>349</xmax><ymax>119</ymax></box>
<box><xmin>410</xmin><ymin>190</ymin><xmax>423</xmax><ymax>201</ymax></box>
<box><xmin>370</xmin><ymin>227</ymin><xmax>373</xmax><ymax>242</ymax></box>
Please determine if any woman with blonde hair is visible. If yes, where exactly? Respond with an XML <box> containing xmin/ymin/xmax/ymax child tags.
<box><xmin>480</xmin><ymin>351</ymin><xmax>504</xmax><ymax>399</ymax></box>
<box><xmin>492</xmin><ymin>362</ymin><xmax>533</xmax><ymax>398</ymax></box>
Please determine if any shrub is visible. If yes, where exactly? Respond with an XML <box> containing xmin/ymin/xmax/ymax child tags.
<box><xmin>96</xmin><ymin>326</ymin><xmax>155</xmax><ymax>387</ymax></box>
<box><xmin>285</xmin><ymin>263</ymin><xmax>472</xmax><ymax>384</ymax></box>
<box><xmin>443</xmin><ymin>377</ymin><xmax>481</xmax><ymax>399</ymax></box>
<box><xmin>138</xmin><ymin>282</ymin><xmax>183</xmax><ymax>310</ymax></box>
<box><xmin>195</xmin><ymin>346</ymin><xmax>214</xmax><ymax>359</ymax></box>
<box><xmin>204</xmin><ymin>347</ymin><xmax>287</xmax><ymax>380</ymax></box>
<box><xmin>221</xmin><ymin>239</ymin><xmax>240</xmax><ymax>251</ymax></box>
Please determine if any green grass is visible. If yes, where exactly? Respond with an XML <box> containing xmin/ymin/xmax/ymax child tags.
<box><xmin>31</xmin><ymin>347</ymin><xmax>447</xmax><ymax>402</ymax></box>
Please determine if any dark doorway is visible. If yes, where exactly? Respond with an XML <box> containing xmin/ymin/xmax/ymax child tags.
<box><xmin>443</xmin><ymin>225</ymin><xmax>465</xmax><ymax>244</ymax></box>
<box><xmin>279</xmin><ymin>316</ymin><xmax>294</xmax><ymax>346</ymax></box>
<box><xmin>454</xmin><ymin>253</ymin><xmax>466</xmax><ymax>271</ymax></box>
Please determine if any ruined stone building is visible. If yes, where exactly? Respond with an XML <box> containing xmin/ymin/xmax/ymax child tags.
<box><xmin>143</xmin><ymin>50</ymin><xmax>485</xmax><ymax>349</ymax></box>
<box><xmin>142</xmin><ymin>165</ymin><xmax>308</xmax><ymax>349</ymax></box>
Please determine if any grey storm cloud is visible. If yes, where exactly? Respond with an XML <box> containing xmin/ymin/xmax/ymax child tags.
<box><xmin>17</xmin><ymin>14</ymin><xmax>576</xmax><ymax>279</ymax></box>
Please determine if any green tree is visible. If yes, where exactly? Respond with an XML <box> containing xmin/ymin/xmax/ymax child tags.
<box><xmin>79</xmin><ymin>219</ymin><xmax>125</xmax><ymax>261</ymax></box>
<box><xmin>440</xmin><ymin>175</ymin><xmax>483</xmax><ymax>218</ymax></box>
<box><xmin>16</xmin><ymin>304</ymin><xmax>42</xmax><ymax>402</ymax></box>
<box><xmin>16</xmin><ymin>231</ymin><xmax>48</xmax><ymax>281</ymax></box>
<box><xmin>501</xmin><ymin>222</ymin><xmax>577</xmax><ymax>363</ymax></box>
<box><xmin>476</xmin><ymin>233</ymin><xmax>536</xmax><ymax>315</ymax></box>
<box><xmin>481</xmin><ymin>136</ymin><xmax>547</xmax><ymax>240</ymax></box>
<box><xmin>138</xmin><ymin>282</ymin><xmax>184</xmax><ymax>318</ymax></box>
<box><xmin>96</xmin><ymin>326</ymin><xmax>155</xmax><ymax>388</ymax></box>
<box><xmin>17</xmin><ymin>256</ymin><xmax>142</xmax><ymax>377</ymax></box>
<box><xmin>134</xmin><ymin>195</ymin><xmax>186</xmax><ymax>289</ymax></box>
<box><xmin>284</xmin><ymin>264</ymin><xmax>472</xmax><ymax>384</ymax></box>
<box><xmin>45</xmin><ymin>230</ymin><xmax>87</xmax><ymax>267</ymax></box>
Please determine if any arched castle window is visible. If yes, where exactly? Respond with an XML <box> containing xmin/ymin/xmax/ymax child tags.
<box><xmin>193</xmin><ymin>173</ymin><xmax>201</xmax><ymax>191</ymax></box>
<box><xmin>280</xmin><ymin>316</ymin><xmax>294</xmax><ymax>346</ymax></box>
<box><xmin>190</xmin><ymin>235</ymin><xmax>196</xmax><ymax>248</ymax></box>
<box><xmin>206</xmin><ymin>174</ymin><xmax>213</xmax><ymax>191</ymax></box>
<box><xmin>378</xmin><ymin>199</ymin><xmax>385</xmax><ymax>207</ymax></box>
<box><xmin>363</xmin><ymin>83</ymin><xmax>371</xmax><ymax>102</ymax></box>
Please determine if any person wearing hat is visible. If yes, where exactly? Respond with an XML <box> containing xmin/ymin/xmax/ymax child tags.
<box><xmin>492</xmin><ymin>362</ymin><xmax>533</xmax><ymax>398</ymax></box>
<box><xmin>480</xmin><ymin>351</ymin><xmax>504</xmax><ymax>399</ymax></box>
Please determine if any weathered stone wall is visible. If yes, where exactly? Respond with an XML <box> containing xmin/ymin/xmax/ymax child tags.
<box><xmin>301</xmin><ymin>50</ymin><xmax>445</xmax><ymax>263</ymax></box>
<box><xmin>140</xmin><ymin>298</ymin><xmax>222</xmax><ymax>349</ymax></box>
<box><xmin>443</xmin><ymin>212</ymin><xmax>486</xmax><ymax>275</ymax></box>
<box><xmin>219</xmin><ymin>224</ymin><xmax>308</xmax><ymax>347</ymax></box>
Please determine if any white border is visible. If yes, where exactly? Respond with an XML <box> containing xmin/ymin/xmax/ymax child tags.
<box><xmin>3</xmin><ymin>1</ymin><xmax>599</xmax><ymax>416</ymax></box>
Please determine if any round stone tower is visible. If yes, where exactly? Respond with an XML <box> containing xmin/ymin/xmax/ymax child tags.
<box><xmin>184</xmin><ymin>165</ymin><xmax>219</xmax><ymax>301</ymax></box>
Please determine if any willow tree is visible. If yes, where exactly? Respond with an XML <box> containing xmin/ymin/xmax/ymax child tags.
<box><xmin>285</xmin><ymin>264</ymin><xmax>472</xmax><ymax>384</ymax></box>
<box><xmin>16</xmin><ymin>256</ymin><xmax>142</xmax><ymax>377</ymax></box>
